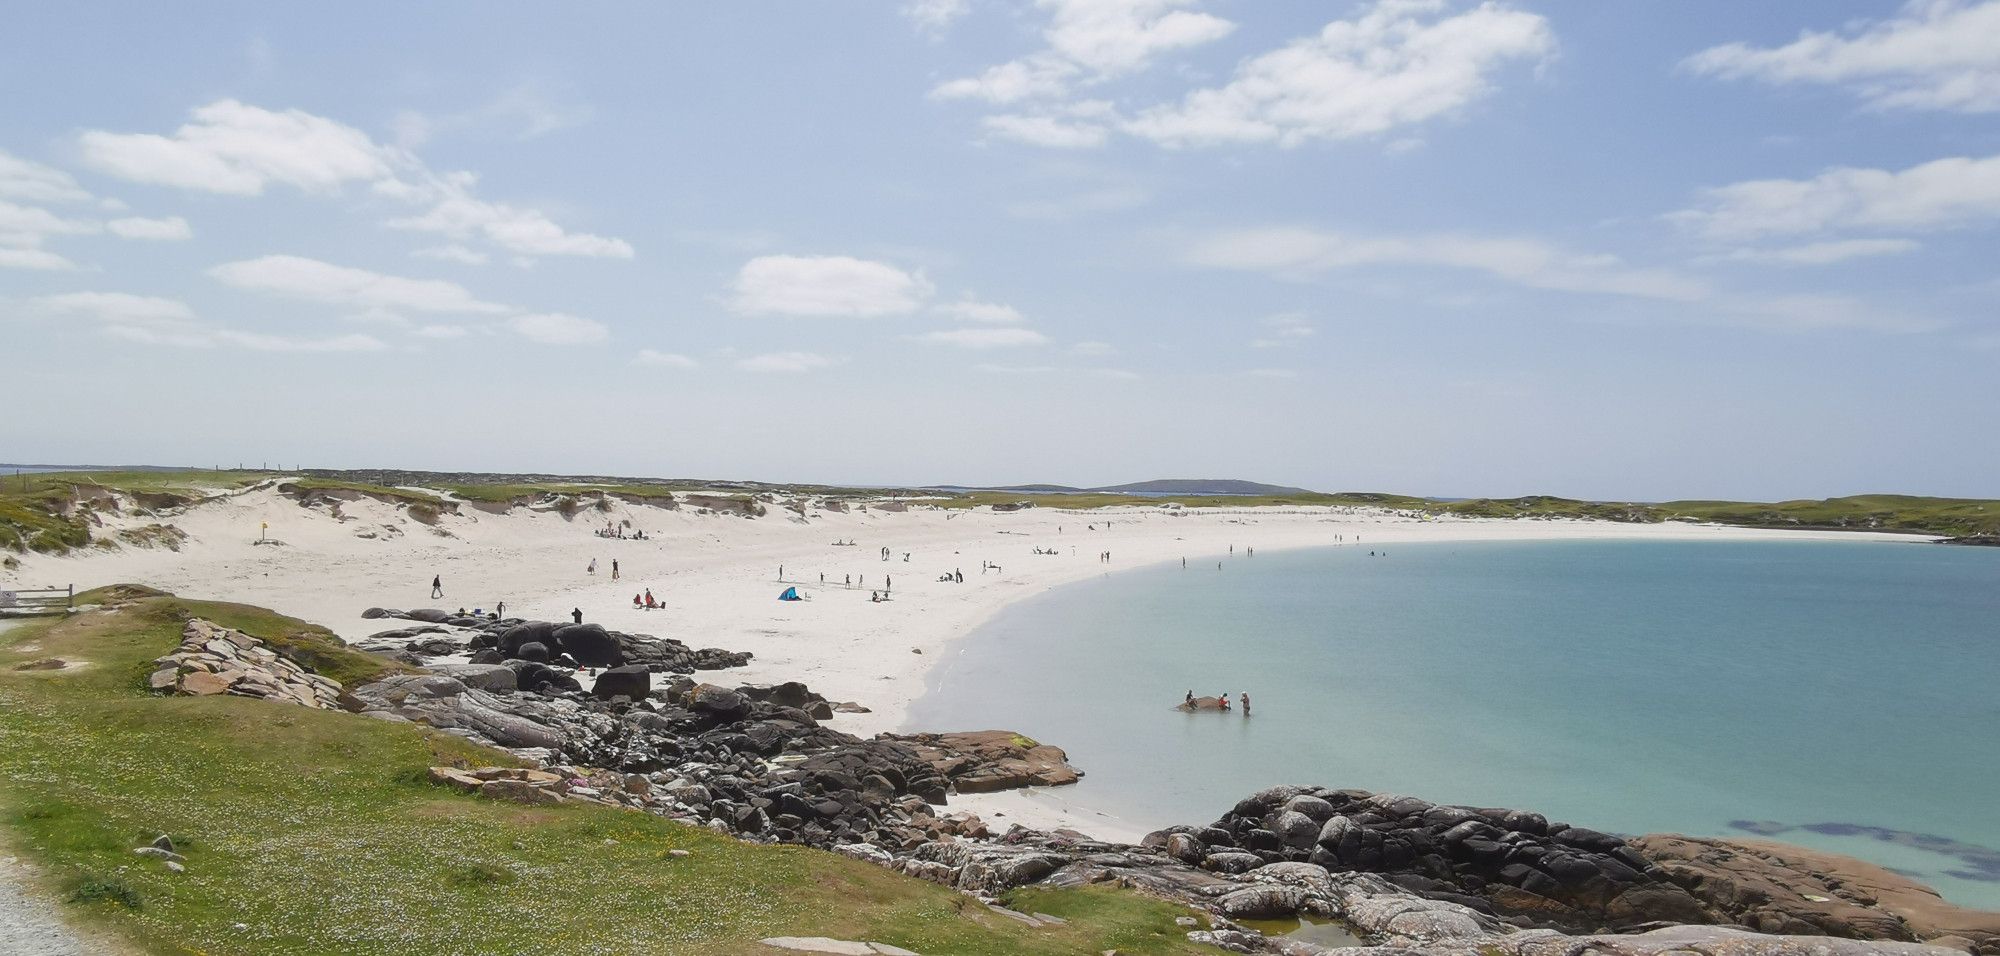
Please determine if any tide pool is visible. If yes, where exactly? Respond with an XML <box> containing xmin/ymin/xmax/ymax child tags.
<box><xmin>908</xmin><ymin>538</ymin><xmax>2000</xmax><ymax>909</ymax></box>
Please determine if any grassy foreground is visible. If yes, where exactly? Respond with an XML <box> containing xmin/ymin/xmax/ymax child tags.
<box><xmin>0</xmin><ymin>590</ymin><xmax>1207</xmax><ymax>955</ymax></box>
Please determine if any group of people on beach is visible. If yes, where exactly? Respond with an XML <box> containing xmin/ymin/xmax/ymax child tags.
<box><xmin>631</xmin><ymin>588</ymin><xmax>660</xmax><ymax>609</ymax></box>
<box><xmin>595</xmin><ymin>521</ymin><xmax>647</xmax><ymax>540</ymax></box>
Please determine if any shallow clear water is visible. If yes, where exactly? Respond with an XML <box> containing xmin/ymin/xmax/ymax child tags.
<box><xmin>908</xmin><ymin>538</ymin><xmax>2000</xmax><ymax>909</ymax></box>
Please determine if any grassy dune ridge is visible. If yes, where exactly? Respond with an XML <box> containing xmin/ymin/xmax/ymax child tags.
<box><xmin>0</xmin><ymin>588</ymin><xmax>1208</xmax><ymax>955</ymax></box>
<box><xmin>2</xmin><ymin>467</ymin><xmax>1993</xmax><ymax>557</ymax></box>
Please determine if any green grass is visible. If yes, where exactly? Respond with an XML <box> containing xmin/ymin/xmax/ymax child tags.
<box><xmin>277</xmin><ymin>477</ymin><xmax>445</xmax><ymax>507</ymax></box>
<box><xmin>0</xmin><ymin>590</ymin><xmax>1209</xmax><ymax>956</ymax></box>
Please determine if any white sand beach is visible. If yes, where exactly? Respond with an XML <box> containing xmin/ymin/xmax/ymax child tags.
<box><xmin>0</xmin><ymin>485</ymin><xmax>1934</xmax><ymax>840</ymax></box>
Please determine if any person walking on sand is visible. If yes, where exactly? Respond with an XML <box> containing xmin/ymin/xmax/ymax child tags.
<box><xmin>572</xmin><ymin>607</ymin><xmax>583</xmax><ymax>624</ymax></box>
<box><xmin>431</xmin><ymin>575</ymin><xmax>443</xmax><ymax>600</ymax></box>
<box><xmin>1240</xmin><ymin>692</ymin><xmax>1251</xmax><ymax>716</ymax></box>
<box><xmin>612</xmin><ymin>559</ymin><xmax>620</xmax><ymax>581</ymax></box>
<box><xmin>588</xmin><ymin>558</ymin><xmax>598</xmax><ymax>575</ymax></box>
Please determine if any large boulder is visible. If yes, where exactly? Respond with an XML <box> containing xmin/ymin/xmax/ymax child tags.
<box><xmin>874</xmin><ymin>731</ymin><xmax>1080</xmax><ymax>794</ymax></box>
<box><xmin>592</xmin><ymin>665</ymin><xmax>651</xmax><ymax>701</ymax></box>
<box><xmin>500</xmin><ymin>621</ymin><xmax>559</xmax><ymax>657</ymax></box>
<box><xmin>431</xmin><ymin>663</ymin><xmax>518</xmax><ymax>693</ymax></box>
<box><xmin>339</xmin><ymin>675</ymin><xmax>564</xmax><ymax>750</ymax></box>
<box><xmin>555</xmin><ymin>623</ymin><xmax>622</xmax><ymax>667</ymax></box>
<box><xmin>1219</xmin><ymin>884</ymin><xmax>1309</xmax><ymax>919</ymax></box>
<box><xmin>686</xmin><ymin>683</ymin><xmax>750</xmax><ymax>721</ymax></box>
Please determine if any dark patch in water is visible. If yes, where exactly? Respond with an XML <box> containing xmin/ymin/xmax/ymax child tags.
<box><xmin>1733</xmin><ymin>821</ymin><xmax>2000</xmax><ymax>883</ymax></box>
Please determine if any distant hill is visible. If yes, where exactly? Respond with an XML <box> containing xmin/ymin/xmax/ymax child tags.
<box><xmin>1093</xmin><ymin>479</ymin><xmax>1315</xmax><ymax>496</ymax></box>
<box><xmin>930</xmin><ymin>478</ymin><xmax>1317</xmax><ymax>496</ymax></box>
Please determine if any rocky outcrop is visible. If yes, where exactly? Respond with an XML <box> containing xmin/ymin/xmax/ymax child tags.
<box><xmin>1145</xmin><ymin>786</ymin><xmax>1713</xmax><ymax>934</ymax></box>
<box><xmin>1633</xmin><ymin>835</ymin><xmax>2000</xmax><ymax>954</ymax></box>
<box><xmin>149</xmin><ymin>619</ymin><xmax>341</xmax><ymax>709</ymax></box>
<box><xmin>877</xmin><ymin>731</ymin><xmax>1080</xmax><ymax>792</ymax></box>
<box><xmin>361</xmin><ymin>611</ymin><xmax>754</xmax><ymax>673</ymax></box>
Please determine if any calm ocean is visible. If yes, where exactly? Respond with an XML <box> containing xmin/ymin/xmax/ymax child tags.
<box><xmin>907</xmin><ymin>538</ymin><xmax>2000</xmax><ymax>909</ymax></box>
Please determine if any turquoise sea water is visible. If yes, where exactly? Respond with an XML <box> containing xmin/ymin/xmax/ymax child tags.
<box><xmin>907</xmin><ymin>538</ymin><xmax>2000</xmax><ymax>909</ymax></box>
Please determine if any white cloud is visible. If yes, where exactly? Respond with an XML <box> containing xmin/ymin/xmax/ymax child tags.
<box><xmin>738</xmin><ymin>351</ymin><xmax>841</xmax><ymax>373</ymax></box>
<box><xmin>212</xmin><ymin>330</ymin><xmax>388</xmax><ymax>352</ymax></box>
<box><xmin>1683</xmin><ymin>0</ymin><xmax>2000</xmax><ymax>113</ymax></box>
<box><xmin>1670</xmin><ymin>152</ymin><xmax>2000</xmax><ymax>240</ymax></box>
<box><xmin>934</xmin><ymin>0</ymin><xmax>1234</xmax><ymax>104</ymax></box>
<box><xmin>1187</xmin><ymin>226</ymin><xmax>1706</xmax><ymax>301</ymax></box>
<box><xmin>30</xmin><ymin>292</ymin><xmax>197</xmax><ymax>325</ymax></box>
<box><xmin>904</xmin><ymin>0</ymin><xmax>970</xmax><ymax>34</ymax></box>
<box><xmin>1250</xmin><ymin>311</ymin><xmax>1315</xmax><ymax>347</ymax></box>
<box><xmin>413</xmin><ymin>324</ymin><xmax>470</xmax><ymax>339</ymax></box>
<box><xmin>0</xmin><ymin>199</ymin><xmax>93</xmax><ymax>269</ymax></box>
<box><xmin>106</xmin><ymin>215</ymin><xmax>193</xmax><ymax>241</ymax></box>
<box><xmin>918</xmin><ymin>327</ymin><xmax>1051</xmax><ymax>348</ymax></box>
<box><xmin>386</xmin><ymin>172</ymin><xmax>633</xmax><ymax>259</ymax></box>
<box><xmin>1070</xmin><ymin>340</ymin><xmax>1117</xmax><ymax>355</ymax></box>
<box><xmin>730</xmin><ymin>255</ymin><xmax>934</xmax><ymax>316</ymax></box>
<box><xmin>412</xmin><ymin>244</ymin><xmax>490</xmax><ymax>265</ymax></box>
<box><xmin>78</xmin><ymin>99</ymin><xmax>398</xmax><ymax>195</ymax></box>
<box><xmin>1719</xmin><ymin>238</ymin><xmax>1921</xmax><ymax>266</ymax></box>
<box><xmin>0</xmin><ymin>248</ymin><xmax>75</xmax><ymax>270</ymax></box>
<box><xmin>209</xmin><ymin>255</ymin><xmax>512</xmax><ymax>314</ymax></box>
<box><xmin>1727</xmin><ymin>294</ymin><xmax>1943</xmax><ymax>334</ymax></box>
<box><xmin>1126</xmin><ymin>0</ymin><xmax>1554</xmax><ymax>147</ymax></box>
<box><xmin>78</xmin><ymin>99</ymin><xmax>633</xmax><ymax>262</ymax></box>
<box><xmin>0</xmin><ymin>150</ymin><xmax>92</xmax><ymax>204</ymax></box>
<box><xmin>634</xmin><ymin>349</ymin><xmax>698</xmax><ymax>368</ymax></box>
<box><xmin>937</xmin><ymin>298</ymin><xmax>1025</xmax><ymax>323</ymax></box>
<box><xmin>983</xmin><ymin>112</ymin><xmax>1112</xmax><ymax>148</ymax></box>
<box><xmin>977</xmin><ymin>362</ymin><xmax>1140</xmax><ymax>380</ymax></box>
<box><xmin>509</xmin><ymin>312</ymin><xmax>609</xmax><ymax>345</ymax></box>
<box><xmin>0</xmin><ymin>200</ymin><xmax>98</xmax><ymax>247</ymax></box>
<box><xmin>26</xmin><ymin>290</ymin><xmax>390</xmax><ymax>350</ymax></box>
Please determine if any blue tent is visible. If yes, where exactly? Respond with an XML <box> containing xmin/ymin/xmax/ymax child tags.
<box><xmin>778</xmin><ymin>587</ymin><xmax>802</xmax><ymax>601</ymax></box>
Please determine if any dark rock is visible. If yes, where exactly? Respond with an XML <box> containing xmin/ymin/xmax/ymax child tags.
<box><xmin>555</xmin><ymin>623</ymin><xmax>622</xmax><ymax>667</ymax></box>
<box><xmin>592</xmin><ymin>665</ymin><xmax>651</xmax><ymax>701</ymax></box>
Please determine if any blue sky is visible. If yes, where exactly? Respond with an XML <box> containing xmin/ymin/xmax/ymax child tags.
<box><xmin>3</xmin><ymin>1</ymin><xmax>1997</xmax><ymax>500</ymax></box>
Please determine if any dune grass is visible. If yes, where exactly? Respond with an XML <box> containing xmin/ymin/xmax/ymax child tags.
<box><xmin>0</xmin><ymin>589</ymin><xmax>1208</xmax><ymax>956</ymax></box>
<box><xmin>0</xmin><ymin>469</ymin><xmax>266</xmax><ymax>554</ymax></box>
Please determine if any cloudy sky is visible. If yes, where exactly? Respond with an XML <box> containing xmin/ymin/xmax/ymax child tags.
<box><xmin>4</xmin><ymin>1</ymin><xmax>1997</xmax><ymax>500</ymax></box>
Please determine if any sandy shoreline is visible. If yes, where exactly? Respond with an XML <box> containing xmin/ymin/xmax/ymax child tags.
<box><xmin>0</xmin><ymin>484</ymin><xmax>1936</xmax><ymax>840</ymax></box>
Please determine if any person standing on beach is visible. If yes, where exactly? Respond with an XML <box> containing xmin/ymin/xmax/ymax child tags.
<box><xmin>588</xmin><ymin>559</ymin><xmax>597</xmax><ymax>575</ymax></box>
<box><xmin>1240</xmin><ymin>692</ymin><xmax>1251</xmax><ymax>716</ymax></box>
<box><xmin>572</xmin><ymin>608</ymin><xmax>583</xmax><ymax>624</ymax></box>
<box><xmin>612</xmin><ymin>559</ymin><xmax>620</xmax><ymax>580</ymax></box>
<box><xmin>431</xmin><ymin>575</ymin><xmax>443</xmax><ymax>600</ymax></box>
